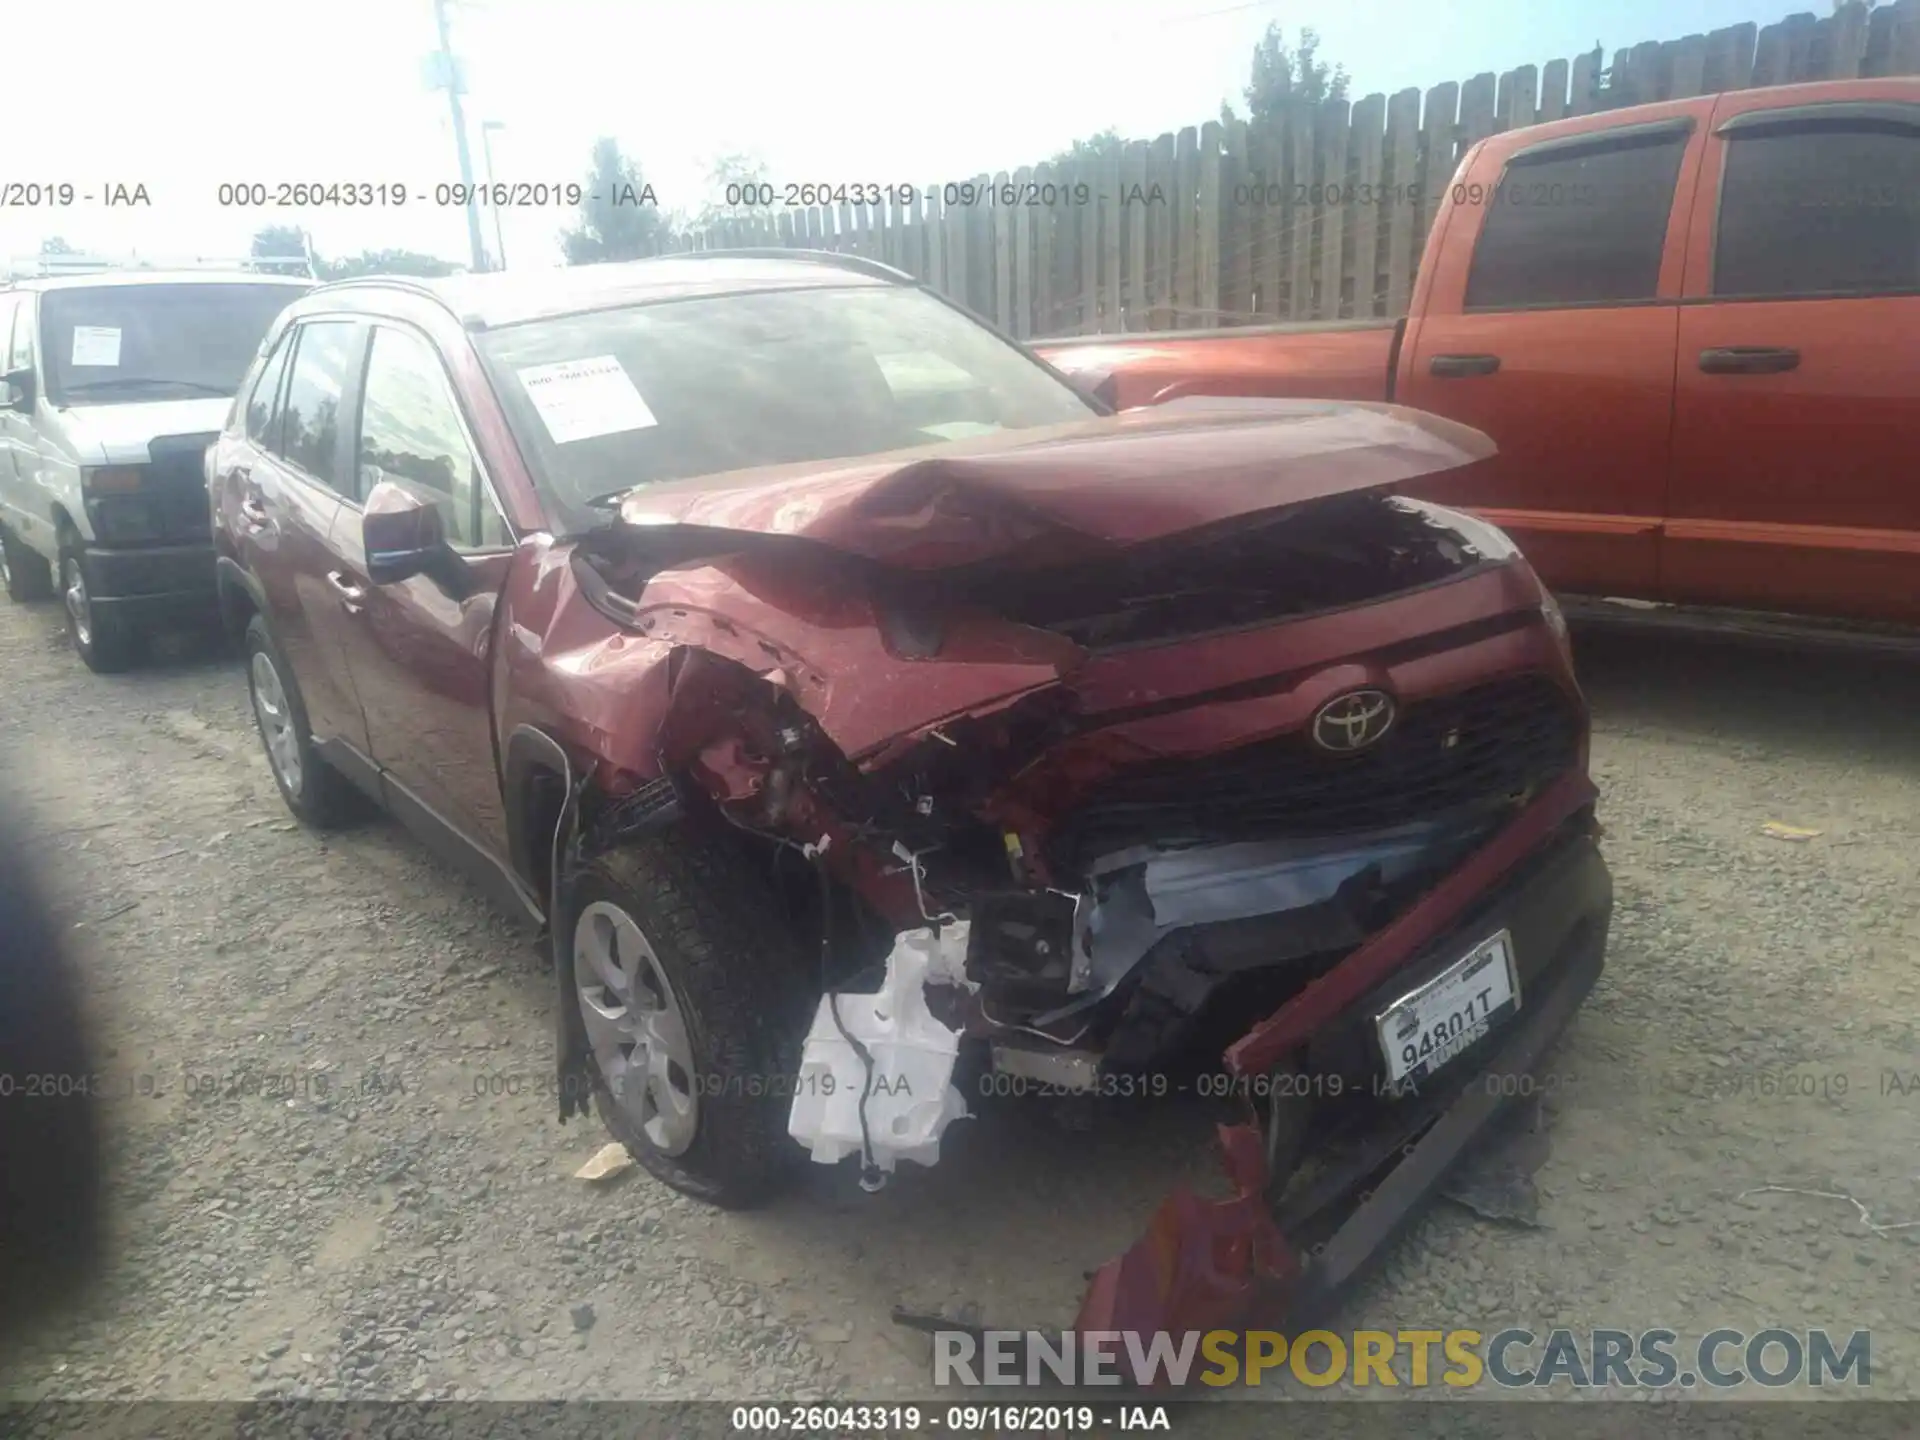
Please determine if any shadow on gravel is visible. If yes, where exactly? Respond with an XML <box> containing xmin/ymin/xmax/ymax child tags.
<box><xmin>1572</xmin><ymin>626</ymin><xmax>1920</xmax><ymax>773</ymax></box>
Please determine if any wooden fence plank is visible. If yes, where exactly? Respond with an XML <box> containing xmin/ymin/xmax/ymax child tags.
<box><xmin>1414</xmin><ymin>81</ymin><xmax>1458</xmax><ymax>294</ymax></box>
<box><xmin>1101</xmin><ymin>154</ymin><xmax>1124</xmax><ymax>330</ymax></box>
<box><xmin>1383</xmin><ymin>88</ymin><xmax>1420</xmax><ymax>317</ymax></box>
<box><xmin>1782</xmin><ymin>11</ymin><xmax>1819</xmax><ymax>83</ymax></box>
<box><xmin>1891</xmin><ymin>0</ymin><xmax>1920</xmax><ymax>75</ymax></box>
<box><xmin>1569</xmin><ymin>50</ymin><xmax>1601</xmax><ymax>115</ymax></box>
<box><xmin>1078</xmin><ymin>162</ymin><xmax>1099</xmax><ymax>332</ymax></box>
<box><xmin>1170</xmin><ymin>126</ymin><xmax>1197</xmax><ymax>325</ymax></box>
<box><xmin>1218</xmin><ymin>116</ymin><xmax>1250</xmax><ymax>325</ymax></box>
<box><xmin>925</xmin><ymin>184</ymin><xmax>946</xmax><ymax>293</ymax></box>
<box><xmin>1458</xmin><ymin>71</ymin><xmax>1496</xmax><ymax>160</ymax></box>
<box><xmin>1500</xmin><ymin>64</ymin><xmax>1538</xmax><ymax>131</ymax></box>
<box><xmin>1010</xmin><ymin>166</ymin><xmax>1033</xmax><ymax>338</ymax></box>
<box><xmin>991</xmin><ymin>170</ymin><xmax>1012</xmax><ymax>332</ymax></box>
<box><xmin>1753</xmin><ymin>21</ymin><xmax>1789</xmax><ymax>85</ymax></box>
<box><xmin>1316</xmin><ymin>99</ymin><xmax>1349</xmax><ymax>320</ymax></box>
<box><xmin>1669</xmin><ymin>33</ymin><xmax>1709</xmax><ymax>96</ymax></box>
<box><xmin>1031</xmin><ymin>165</ymin><xmax>1054</xmax><ymax>333</ymax></box>
<box><xmin>1124</xmin><ymin>141</ymin><xmax>1149</xmax><ymax>330</ymax></box>
<box><xmin>1348</xmin><ymin>95</ymin><xmax>1383</xmax><ymax>320</ymax></box>
<box><xmin>1196</xmin><ymin>121</ymin><xmax>1222</xmax><ymax>327</ymax></box>
<box><xmin>1285</xmin><ymin>100</ymin><xmax>1316</xmax><ymax>319</ymax></box>
<box><xmin>1538</xmin><ymin>59</ymin><xmax>1568</xmax><ymax>122</ymax></box>
<box><xmin>1148</xmin><ymin>133</ymin><xmax>1175</xmax><ymax>328</ymax></box>
<box><xmin>1828</xmin><ymin>1</ymin><xmax>1870</xmax><ymax>77</ymax></box>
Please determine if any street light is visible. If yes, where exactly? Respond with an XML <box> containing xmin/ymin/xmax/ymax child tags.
<box><xmin>480</xmin><ymin>120</ymin><xmax>508</xmax><ymax>270</ymax></box>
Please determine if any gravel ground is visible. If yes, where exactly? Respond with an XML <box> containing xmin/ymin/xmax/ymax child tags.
<box><xmin>0</xmin><ymin>594</ymin><xmax>1916</xmax><ymax>1404</ymax></box>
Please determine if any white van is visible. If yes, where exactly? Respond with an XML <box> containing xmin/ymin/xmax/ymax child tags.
<box><xmin>0</xmin><ymin>269</ymin><xmax>311</xmax><ymax>671</ymax></box>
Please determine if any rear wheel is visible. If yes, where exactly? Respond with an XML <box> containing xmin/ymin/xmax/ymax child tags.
<box><xmin>1</xmin><ymin>525</ymin><xmax>54</xmax><ymax>603</ymax></box>
<box><xmin>60</xmin><ymin>549</ymin><xmax>138</xmax><ymax>673</ymax></box>
<box><xmin>244</xmin><ymin>613</ymin><xmax>363</xmax><ymax>829</ymax></box>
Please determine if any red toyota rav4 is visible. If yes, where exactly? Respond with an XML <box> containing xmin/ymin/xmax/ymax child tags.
<box><xmin>210</xmin><ymin>251</ymin><xmax>1610</xmax><ymax>1345</ymax></box>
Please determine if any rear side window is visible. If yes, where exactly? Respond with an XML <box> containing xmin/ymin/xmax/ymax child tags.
<box><xmin>280</xmin><ymin>321</ymin><xmax>364</xmax><ymax>494</ymax></box>
<box><xmin>1713</xmin><ymin>120</ymin><xmax>1920</xmax><ymax>298</ymax></box>
<box><xmin>246</xmin><ymin>332</ymin><xmax>294</xmax><ymax>450</ymax></box>
<box><xmin>1464</xmin><ymin>130</ymin><xmax>1690</xmax><ymax>310</ymax></box>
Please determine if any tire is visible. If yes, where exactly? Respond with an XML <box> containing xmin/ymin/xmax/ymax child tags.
<box><xmin>1</xmin><ymin>525</ymin><xmax>54</xmax><ymax>603</ymax></box>
<box><xmin>59</xmin><ymin>548</ymin><xmax>139</xmax><ymax>673</ymax></box>
<box><xmin>562</xmin><ymin>827</ymin><xmax>815</xmax><ymax>1208</ymax></box>
<box><xmin>243</xmin><ymin>613</ymin><xmax>363</xmax><ymax>829</ymax></box>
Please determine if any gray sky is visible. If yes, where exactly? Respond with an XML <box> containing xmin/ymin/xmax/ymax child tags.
<box><xmin>5</xmin><ymin>0</ymin><xmax>1807</xmax><ymax>271</ymax></box>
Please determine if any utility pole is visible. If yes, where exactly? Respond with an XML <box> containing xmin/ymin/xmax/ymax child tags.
<box><xmin>431</xmin><ymin>0</ymin><xmax>489</xmax><ymax>274</ymax></box>
<box><xmin>481</xmin><ymin>121</ymin><xmax>509</xmax><ymax>270</ymax></box>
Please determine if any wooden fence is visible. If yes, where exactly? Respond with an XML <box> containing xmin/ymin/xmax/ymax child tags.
<box><xmin>668</xmin><ymin>0</ymin><xmax>1920</xmax><ymax>337</ymax></box>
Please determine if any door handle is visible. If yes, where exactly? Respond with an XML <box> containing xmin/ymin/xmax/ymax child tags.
<box><xmin>1429</xmin><ymin>353</ymin><xmax>1501</xmax><ymax>378</ymax></box>
<box><xmin>326</xmin><ymin>570</ymin><xmax>367</xmax><ymax>614</ymax></box>
<box><xmin>1698</xmin><ymin>346</ymin><xmax>1800</xmax><ymax>375</ymax></box>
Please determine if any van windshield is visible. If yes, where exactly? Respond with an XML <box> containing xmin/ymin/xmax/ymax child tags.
<box><xmin>39</xmin><ymin>284</ymin><xmax>305</xmax><ymax>407</ymax></box>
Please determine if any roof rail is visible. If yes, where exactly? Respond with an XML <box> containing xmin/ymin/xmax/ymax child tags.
<box><xmin>666</xmin><ymin>247</ymin><xmax>916</xmax><ymax>286</ymax></box>
<box><xmin>0</xmin><ymin>252</ymin><xmax>317</xmax><ymax>281</ymax></box>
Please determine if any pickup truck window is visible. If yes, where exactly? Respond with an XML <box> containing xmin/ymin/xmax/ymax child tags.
<box><xmin>1713</xmin><ymin>122</ymin><xmax>1920</xmax><ymax>298</ymax></box>
<box><xmin>476</xmin><ymin>283</ymin><xmax>1096</xmax><ymax>533</ymax></box>
<box><xmin>279</xmin><ymin>321</ymin><xmax>364</xmax><ymax>496</ymax></box>
<box><xmin>6</xmin><ymin>297</ymin><xmax>31</xmax><ymax>373</ymax></box>
<box><xmin>1464</xmin><ymin>131</ymin><xmax>1688</xmax><ymax>311</ymax></box>
<box><xmin>356</xmin><ymin>326</ymin><xmax>511</xmax><ymax>552</ymax></box>
<box><xmin>246</xmin><ymin>331</ymin><xmax>294</xmax><ymax>451</ymax></box>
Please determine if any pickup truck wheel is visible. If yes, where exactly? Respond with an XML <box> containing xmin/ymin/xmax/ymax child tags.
<box><xmin>244</xmin><ymin>614</ymin><xmax>362</xmax><ymax>829</ymax></box>
<box><xmin>565</xmin><ymin>832</ymin><xmax>813</xmax><ymax>1208</ymax></box>
<box><xmin>60</xmin><ymin>550</ymin><xmax>138</xmax><ymax>673</ymax></box>
<box><xmin>1</xmin><ymin>525</ymin><xmax>54</xmax><ymax>602</ymax></box>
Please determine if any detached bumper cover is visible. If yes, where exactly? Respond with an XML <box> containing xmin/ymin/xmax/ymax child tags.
<box><xmin>82</xmin><ymin>543</ymin><xmax>217</xmax><ymax>608</ymax></box>
<box><xmin>1073</xmin><ymin>768</ymin><xmax>1610</xmax><ymax>1371</ymax></box>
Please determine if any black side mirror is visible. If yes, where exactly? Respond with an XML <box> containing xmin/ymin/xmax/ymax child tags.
<box><xmin>361</xmin><ymin>481</ymin><xmax>472</xmax><ymax>597</ymax></box>
<box><xmin>0</xmin><ymin>369</ymin><xmax>34</xmax><ymax>413</ymax></box>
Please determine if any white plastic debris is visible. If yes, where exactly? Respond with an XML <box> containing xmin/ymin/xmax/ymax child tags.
<box><xmin>787</xmin><ymin>923</ymin><xmax>973</xmax><ymax>1174</ymax></box>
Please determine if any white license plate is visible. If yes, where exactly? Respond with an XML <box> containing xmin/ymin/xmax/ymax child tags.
<box><xmin>1375</xmin><ymin>930</ymin><xmax>1520</xmax><ymax>1086</ymax></box>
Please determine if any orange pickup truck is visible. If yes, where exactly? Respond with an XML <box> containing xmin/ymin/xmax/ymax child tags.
<box><xmin>1037</xmin><ymin>78</ymin><xmax>1920</xmax><ymax>632</ymax></box>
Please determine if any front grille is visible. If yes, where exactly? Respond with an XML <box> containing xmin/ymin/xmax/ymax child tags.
<box><xmin>145</xmin><ymin>433</ymin><xmax>218</xmax><ymax>541</ymax></box>
<box><xmin>1051</xmin><ymin>672</ymin><xmax>1582</xmax><ymax>866</ymax></box>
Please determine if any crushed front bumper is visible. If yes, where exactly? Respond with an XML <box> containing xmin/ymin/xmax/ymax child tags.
<box><xmin>898</xmin><ymin>768</ymin><xmax>1610</xmax><ymax>1378</ymax></box>
<box><xmin>1073</xmin><ymin>768</ymin><xmax>1609</xmax><ymax>1368</ymax></box>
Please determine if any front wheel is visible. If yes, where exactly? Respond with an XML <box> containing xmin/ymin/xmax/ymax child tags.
<box><xmin>560</xmin><ymin>828</ymin><xmax>815</xmax><ymax>1208</ymax></box>
<box><xmin>1</xmin><ymin>525</ymin><xmax>54</xmax><ymax>603</ymax></box>
<box><xmin>60</xmin><ymin>550</ymin><xmax>138</xmax><ymax>673</ymax></box>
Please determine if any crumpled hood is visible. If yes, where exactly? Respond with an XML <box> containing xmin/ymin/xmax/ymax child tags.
<box><xmin>56</xmin><ymin>397</ymin><xmax>231</xmax><ymax>466</ymax></box>
<box><xmin>613</xmin><ymin>396</ymin><xmax>1495</xmax><ymax>571</ymax></box>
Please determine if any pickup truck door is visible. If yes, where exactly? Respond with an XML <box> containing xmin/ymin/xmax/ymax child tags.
<box><xmin>332</xmin><ymin>321</ymin><xmax>519</xmax><ymax>886</ymax></box>
<box><xmin>1666</xmin><ymin>88</ymin><xmax>1920</xmax><ymax>626</ymax></box>
<box><xmin>1393</xmin><ymin>105</ymin><xmax>1710</xmax><ymax>599</ymax></box>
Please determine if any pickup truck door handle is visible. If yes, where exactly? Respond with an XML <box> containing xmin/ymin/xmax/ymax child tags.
<box><xmin>238</xmin><ymin>495</ymin><xmax>271</xmax><ymax>528</ymax></box>
<box><xmin>1698</xmin><ymin>346</ymin><xmax>1800</xmax><ymax>375</ymax></box>
<box><xmin>1429</xmin><ymin>354</ymin><xmax>1501</xmax><ymax>377</ymax></box>
<box><xmin>326</xmin><ymin>570</ymin><xmax>367</xmax><ymax>614</ymax></box>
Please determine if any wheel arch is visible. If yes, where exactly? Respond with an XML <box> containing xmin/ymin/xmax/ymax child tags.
<box><xmin>215</xmin><ymin>556</ymin><xmax>265</xmax><ymax>644</ymax></box>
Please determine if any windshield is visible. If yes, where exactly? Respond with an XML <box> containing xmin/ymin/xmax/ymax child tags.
<box><xmin>39</xmin><ymin>283</ymin><xmax>306</xmax><ymax>407</ymax></box>
<box><xmin>475</xmin><ymin>283</ymin><xmax>1096</xmax><ymax>532</ymax></box>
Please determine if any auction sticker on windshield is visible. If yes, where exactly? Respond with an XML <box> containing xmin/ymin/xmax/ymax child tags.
<box><xmin>1376</xmin><ymin>930</ymin><xmax>1519</xmax><ymax>1085</ymax></box>
<box><xmin>71</xmin><ymin>326</ymin><xmax>122</xmax><ymax>367</ymax></box>
<box><xmin>515</xmin><ymin>356</ymin><xmax>657</xmax><ymax>444</ymax></box>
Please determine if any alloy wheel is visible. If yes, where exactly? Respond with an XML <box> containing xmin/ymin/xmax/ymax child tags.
<box><xmin>249</xmin><ymin>650</ymin><xmax>304</xmax><ymax>794</ymax></box>
<box><xmin>62</xmin><ymin>556</ymin><xmax>91</xmax><ymax>648</ymax></box>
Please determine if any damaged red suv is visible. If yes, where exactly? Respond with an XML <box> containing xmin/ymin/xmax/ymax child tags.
<box><xmin>211</xmin><ymin>251</ymin><xmax>1610</xmax><ymax>1345</ymax></box>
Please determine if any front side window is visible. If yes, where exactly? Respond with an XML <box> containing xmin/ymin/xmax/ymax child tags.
<box><xmin>279</xmin><ymin>321</ymin><xmax>364</xmax><ymax>492</ymax></box>
<box><xmin>476</xmin><ymin>283</ymin><xmax>1096</xmax><ymax>533</ymax></box>
<box><xmin>6</xmin><ymin>296</ymin><xmax>33</xmax><ymax>373</ymax></box>
<box><xmin>1713</xmin><ymin>119</ymin><xmax>1920</xmax><ymax>298</ymax></box>
<box><xmin>356</xmin><ymin>327</ymin><xmax>510</xmax><ymax>551</ymax></box>
<box><xmin>37</xmin><ymin>283</ymin><xmax>309</xmax><ymax>407</ymax></box>
<box><xmin>1464</xmin><ymin>130</ymin><xmax>1689</xmax><ymax>310</ymax></box>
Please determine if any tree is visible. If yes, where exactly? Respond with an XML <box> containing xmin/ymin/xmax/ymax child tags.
<box><xmin>1048</xmin><ymin>128</ymin><xmax>1128</xmax><ymax>168</ymax></box>
<box><xmin>1225</xmin><ymin>23</ymin><xmax>1350</xmax><ymax>124</ymax></box>
<box><xmin>318</xmin><ymin>250</ymin><xmax>460</xmax><ymax>280</ymax></box>
<box><xmin>696</xmin><ymin>151</ymin><xmax>773</xmax><ymax>231</ymax></box>
<box><xmin>559</xmin><ymin>137</ymin><xmax>672</xmax><ymax>265</ymax></box>
<box><xmin>39</xmin><ymin>236</ymin><xmax>77</xmax><ymax>255</ymax></box>
<box><xmin>249</xmin><ymin>224</ymin><xmax>309</xmax><ymax>275</ymax></box>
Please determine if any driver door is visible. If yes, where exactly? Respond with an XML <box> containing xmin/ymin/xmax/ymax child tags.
<box><xmin>332</xmin><ymin>321</ymin><xmax>518</xmax><ymax>870</ymax></box>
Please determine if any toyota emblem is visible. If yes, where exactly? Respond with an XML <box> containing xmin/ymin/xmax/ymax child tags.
<box><xmin>1311</xmin><ymin>689</ymin><xmax>1396</xmax><ymax>753</ymax></box>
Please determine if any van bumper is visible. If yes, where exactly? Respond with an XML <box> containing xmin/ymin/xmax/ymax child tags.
<box><xmin>82</xmin><ymin>542</ymin><xmax>219</xmax><ymax>616</ymax></box>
